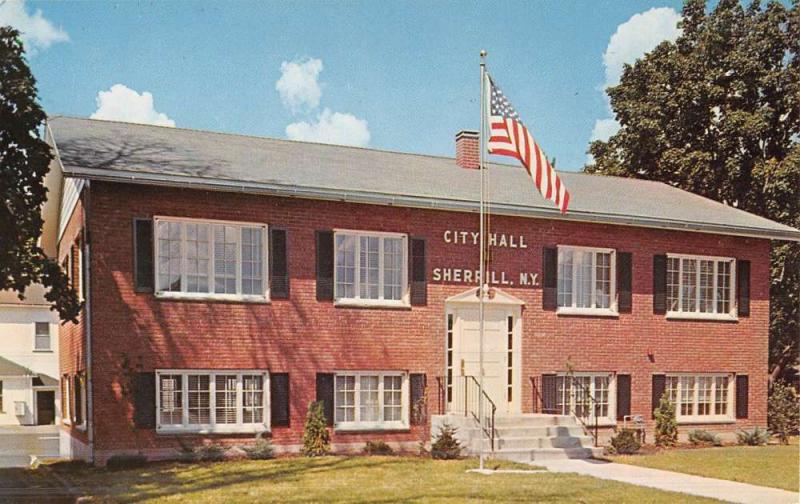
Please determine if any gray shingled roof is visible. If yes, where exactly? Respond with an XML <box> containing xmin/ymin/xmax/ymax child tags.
<box><xmin>47</xmin><ymin>116</ymin><xmax>800</xmax><ymax>241</ymax></box>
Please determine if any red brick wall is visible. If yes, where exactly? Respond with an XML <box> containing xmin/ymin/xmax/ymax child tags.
<box><xmin>84</xmin><ymin>181</ymin><xmax>770</xmax><ymax>455</ymax></box>
<box><xmin>58</xmin><ymin>194</ymin><xmax>89</xmax><ymax>445</ymax></box>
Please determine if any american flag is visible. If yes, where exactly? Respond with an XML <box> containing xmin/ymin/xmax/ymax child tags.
<box><xmin>486</xmin><ymin>75</ymin><xmax>570</xmax><ymax>213</ymax></box>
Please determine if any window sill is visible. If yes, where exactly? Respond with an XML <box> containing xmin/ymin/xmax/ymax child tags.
<box><xmin>556</xmin><ymin>307</ymin><xmax>618</xmax><ymax>317</ymax></box>
<box><xmin>33</xmin><ymin>350</ymin><xmax>53</xmax><ymax>353</ymax></box>
<box><xmin>676</xmin><ymin>418</ymin><xmax>735</xmax><ymax>425</ymax></box>
<box><xmin>334</xmin><ymin>299</ymin><xmax>411</xmax><ymax>310</ymax></box>
<box><xmin>155</xmin><ymin>292</ymin><xmax>269</xmax><ymax>304</ymax></box>
<box><xmin>334</xmin><ymin>424</ymin><xmax>410</xmax><ymax>433</ymax></box>
<box><xmin>157</xmin><ymin>424</ymin><xmax>269</xmax><ymax>435</ymax></box>
<box><xmin>666</xmin><ymin>312</ymin><xmax>737</xmax><ymax>322</ymax></box>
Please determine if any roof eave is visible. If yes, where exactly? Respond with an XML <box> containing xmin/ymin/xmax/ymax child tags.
<box><xmin>62</xmin><ymin>166</ymin><xmax>800</xmax><ymax>243</ymax></box>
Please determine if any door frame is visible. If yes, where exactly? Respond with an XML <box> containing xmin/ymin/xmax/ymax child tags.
<box><xmin>33</xmin><ymin>387</ymin><xmax>57</xmax><ymax>425</ymax></box>
<box><xmin>444</xmin><ymin>287</ymin><xmax>524</xmax><ymax>416</ymax></box>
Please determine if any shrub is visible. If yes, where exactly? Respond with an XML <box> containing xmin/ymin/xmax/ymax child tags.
<box><xmin>302</xmin><ymin>401</ymin><xmax>330</xmax><ymax>456</ymax></box>
<box><xmin>106</xmin><ymin>454</ymin><xmax>147</xmax><ymax>470</ymax></box>
<box><xmin>688</xmin><ymin>430</ymin><xmax>721</xmax><ymax>447</ymax></box>
<box><xmin>431</xmin><ymin>423</ymin><xmax>461</xmax><ymax>460</ymax></box>
<box><xmin>244</xmin><ymin>434</ymin><xmax>276</xmax><ymax>460</ymax></box>
<box><xmin>736</xmin><ymin>427</ymin><xmax>770</xmax><ymax>446</ymax></box>
<box><xmin>195</xmin><ymin>443</ymin><xmax>226</xmax><ymax>461</ymax></box>
<box><xmin>364</xmin><ymin>440</ymin><xmax>394</xmax><ymax>455</ymax></box>
<box><xmin>768</xmin><ymin>380</ymin><xmax>800</xmax><ymax>445</ymax></box>
<box><xmin>653</xmin><ymin>393</ymin><xmax>678</xmax><ymax>447</ymax></box>
<box><xmin>609</xmin><ymin>429</ymin><xmax>641</xmax><ymax>455</ymax></box>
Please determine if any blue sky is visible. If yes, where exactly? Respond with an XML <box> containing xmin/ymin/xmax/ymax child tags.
<box><xmin>6</xmin><ymin>1</ymin><xmax>688</xmax><ymax>171</ymax></box>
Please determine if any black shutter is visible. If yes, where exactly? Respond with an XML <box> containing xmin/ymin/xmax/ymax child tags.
<box><xmin>653</xmin><ymin>255</ymin><xmax>667</xmax><ymax>314</ymax></box>
<box><xmin>133</xmin><ymin>372</ymin><xmax>156</xmax><ymax>429</ymax></box>
<box><xmin>652</xmin><ymin>374</ymin><xmax>666</xmax><ymax>419</ymax></box>
<box><xmin>410</xmin><ymin>373</ymin><xmax>427</xmax><ymax>425</ymax></box>
<box><xmin>542</xmin><ymin>247</ymin><xmax>558</xmax><ymax>310</ymax></box>
<box><xmin>617</xmin><ymin>252</ymin><xmax>632</xmax><ymax>313</ymax></box>
<box><xmin>133</xmin><ymin>219</ymin><xmax>154</xmax><ymax>292</ymax></box>
<box><xmin>541</xmin><ymin>374</ymin><xmax>557</xmax><ymax>413</ymax></box>
<box><xmin>315</xmin><ymin>373</ymin><xmax>334</xmax><ymax>426</ymax></box>
<box><xmin>737</xmin><ymin>260</ymin><xmax>750</xmax><ymax>317</ymax></box>
<box><xmin>616</xmin><ymin>374</ymin><xmax>631</xmax><ymax>421</ymax></box>
<box><xmin>270</xmin><ymin>373</ymin><xmax>290</xmax><ymax>427</ymax></box>
<box><xmin>410</xmin><ymin>238</ymin><xmax>427</xmax><ymax>306</ymax></box>
<box><xmin>315</xmin><ymin>231</ymin><xmax>334</xmax><ymax>301</ymax></box>
<box><xmin>270</xmin><ymin>229</ymin><xmax>289</xmax><ymax>299</ymax></box>
<box><xmin>736</xmin><ymin>375</ymin><xmax>749</xmax><ymax>419</ymax></box>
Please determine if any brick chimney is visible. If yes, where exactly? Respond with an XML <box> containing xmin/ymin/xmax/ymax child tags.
<box><xmin>455</xmin><ymin>130</ymin><xmax>480</xmax><ymax>169</ymax></box>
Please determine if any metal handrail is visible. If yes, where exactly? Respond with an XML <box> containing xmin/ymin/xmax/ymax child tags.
<box><xmin>565</xmin><ymin>376</ymin><xmax>602</xmax><ymax>447</ymax></box>
<box><xmin>436</xmin><ymin>375</ymin><xmax>496</xmax><ymax>451</ymax></box>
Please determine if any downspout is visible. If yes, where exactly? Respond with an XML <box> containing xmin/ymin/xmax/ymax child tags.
<box><xmin>82</xmin><ymin>180</ymin><xmax>95</xmax><ymax>464</ymax></box>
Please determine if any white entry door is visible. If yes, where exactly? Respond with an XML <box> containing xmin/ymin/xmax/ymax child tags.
<box><xmin>447</xmin><ymin>304</ymin><xmax>521</xmax><ymax>416</ymax></box>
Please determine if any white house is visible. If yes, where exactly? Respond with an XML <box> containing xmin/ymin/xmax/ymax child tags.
<box><xmin>0</xmin><ymin>285</ymin><xmax>60</xmax><ymax>426</ymax></box>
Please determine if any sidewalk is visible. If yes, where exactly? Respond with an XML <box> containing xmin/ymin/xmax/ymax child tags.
<box><xmin>538</xmin><ymin>458</ymin><xmax>799</xmax><ymax>504</ymax></box>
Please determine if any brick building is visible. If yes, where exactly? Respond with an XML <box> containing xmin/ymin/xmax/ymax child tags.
<box><xmin>42</xmin><ymin>116</ymin><xmax>800</xmax><ymax>464</ymax></box>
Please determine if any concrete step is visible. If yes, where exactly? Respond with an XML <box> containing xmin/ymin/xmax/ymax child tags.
<box><xmin>529</xmin><ymin>447</ymin><xmax>604</xmax><ymax>461</ymax></box>
<box><xmin>492</xmin><ymin>435</ymin><xmax>594</xmax><ymax>450</ymax></box>
<box><xmin>494</xmin><ymin>414</ymin><xmax>577</xmax><ymax>428</ymax></box>
<box><xmin>495</xmin><ymin>425</ymin><xmax>586</xmax><ymax>438</ymax></box>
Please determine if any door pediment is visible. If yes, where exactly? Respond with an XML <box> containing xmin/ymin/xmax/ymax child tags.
<box><xmin>445</xmin><ymin>287</ymin><xmax>525</xmax><ymax>306</ymax></box>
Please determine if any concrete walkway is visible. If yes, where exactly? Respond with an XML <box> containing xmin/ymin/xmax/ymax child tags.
<box><xmin>538</xmin><ymin>459</ymin><xmax>799</xmax><ymax>504</ymax></box>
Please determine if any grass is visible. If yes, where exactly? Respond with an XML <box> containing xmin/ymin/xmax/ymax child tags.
<box><xmin>611</xmin><ymin>438</ymin><xmax>799</xmax><ymax>492</ymax></box>
<box><xmin>0</xmin><ymin>456</ymin><xmax>723</xmax><ymax>503</ymax></box>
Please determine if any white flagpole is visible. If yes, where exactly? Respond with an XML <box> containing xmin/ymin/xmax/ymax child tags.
<box><xmin>478</xmin><ymin>49</ymin><xmax>487</xmax><ymax>472</ymax></box>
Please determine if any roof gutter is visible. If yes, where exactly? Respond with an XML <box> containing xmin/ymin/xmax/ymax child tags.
<box><xmin>62</xmin><ymin>166</ymin><xmax>800</xmax><ymax>242</ymax></box>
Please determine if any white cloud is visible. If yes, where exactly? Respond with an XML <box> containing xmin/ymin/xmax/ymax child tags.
<box><xmin>276</xmin><ymin>57</ymin><xmax>323</xmax><ymax>113</ymax></box>
<box><xmin>90</xmin><ymin>84</ymin><xmax>175</xmax><ymax>127</ymax></box>
<box><xmin>286</xmin><ymin>108</ymin><xmax>370</xmax><ymax>147</ymax></box>
<box><xmin>0</xmin><ymin>0</ymin><xmax>69</xmax><ymax>52</ymax></box>
<box><xmin>590</xmin><ymin>118</ymin><xmax>620</xmax><ymax>143</ymax></box>
<box><xmin>602</xmin><ymin>7</ymin><xmax>682</xmax><ymax>88</ymax></box>
<box><xmin>589</xmin><ymin>7</ymin><xmax>681</xmax><ymax>153</ymax></box>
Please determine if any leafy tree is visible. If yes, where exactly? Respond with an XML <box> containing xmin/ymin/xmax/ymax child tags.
<box><xmin>586</xmin><ymin>0</ymin><xmax>799</xmax><ymax>381</ymax></box>
<box><xmin>0</xmin><ymin>26</ymin><xmax>79</xmax><ymax>322</ymax></box>
<box><xmin>768</xmin><ymin>380</ymin><xmax>800</xmax><ymax>444</ymax></box>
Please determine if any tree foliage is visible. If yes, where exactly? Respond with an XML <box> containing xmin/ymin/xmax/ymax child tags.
<box><xmin>0</xmin><ymin>26</ymin><xmax>80</xmax><ymax>322</ymax></box>
<box><xmin>586</xmin><ymin>0</ymin><xmax>800</xmax><ymax>380</ymax></box>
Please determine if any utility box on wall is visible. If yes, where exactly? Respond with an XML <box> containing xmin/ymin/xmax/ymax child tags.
<box><xmin>14</xmin><ymin>401</ymin><xmax>26</xmax><ymax>417</ymax></box>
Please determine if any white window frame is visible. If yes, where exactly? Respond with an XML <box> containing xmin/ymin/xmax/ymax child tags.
<box><xmin>665</xmin><ymin>373</ymin><xmax>735</xmax><ymax>423</ymax></box>
<box><xmin>333</xmin><ymin>371</ymin><xmax>409</xmax><ymax>431</ymax></box>
<box><xmin>555</xmin><ymin>372</ymin><xmax>617</xmax><ymax>426</ymax></box>
<box><xmin>333</xmin><ymin>229</ymin><xmax>409</xmax><ymax>308</ymax></box>
<box><xmin>33</xmin><ymin>322</ymin><xmax>52</xmax><ymax>352</ymax></box>
<box><xmin>153</xmin><ymin>216</ymin><xmax>269</xmax><ymax>303</ymax></box>
<box><xmin>76</xmin><ymin>373</ymin><xmax>87</xmax><ymax>431</ymax></box>
<box><xmin>666</xmin><ymin>254</ymin><xmax>736</xmax><ymax>321</ymax></box>
<box><xmin>556</xmin><ymin>245</ymin><xmax>617</xmax><ymax>316</ymax></box>
<box><xmin>155</xmin><ymin>369</ymin><xmax>270</xmax><ymax>434</ymax></box>
<box><xmin>62</xmin><ymin>376</ymin><xmax>71</xmax><ymax>425</ymax></box>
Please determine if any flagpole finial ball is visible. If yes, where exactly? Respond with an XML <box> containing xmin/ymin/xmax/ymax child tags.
<box><xmin>480</xmin><ymin>49</ymin><xmax>487</xmax><ymax>57</ymax></box>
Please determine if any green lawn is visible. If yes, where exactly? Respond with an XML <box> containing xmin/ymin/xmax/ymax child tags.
<box><xmin>611</xmin><ymin>441</ymin><xmax>799</xmax><ymax>492</ymax></box>
<box><xmin>2</xmin><ymin>456</ymin><xmax>723</xmax><ymax>503</ymax></box>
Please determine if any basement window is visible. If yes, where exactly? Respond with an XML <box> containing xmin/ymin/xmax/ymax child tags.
<box><xmin>334</xmin><ymin>372</ymin><xmax>408</xmax><ymax>431</ymax></box>
<box><xmin>156</xmin><ymin>370</ymin><xmax>269</xmax><ymax>434</ymax></box>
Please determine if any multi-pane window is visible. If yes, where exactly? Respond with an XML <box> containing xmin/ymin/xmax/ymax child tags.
<box><xmin>557</xmin><ymin>246</ymin><xmax>616</xmax><ymax>312</ymax></box>
<box><xmin>507</xmin><ymin>316</ymin><xmax>514</xmax><ymax>403</ymax></box>
<box><xmin>666</xmin><ymin>255</ymin><xmax>735</xmax><ymax>317</ymax></box>
<box><xmin>34</xmin><ymin>322</ymin><xmax>51</xmax><ymax>351</ymax></box>
<box><xmin>555</xmin><ymin>373</ymin><xmax>613</xmax><ymax>421</ymax></box>
<box><xmin>155</xmin><ymin>218</ymin><xmax>267</xmax><ymax>299</ymax></box>
<box><xmin>446</xmin><ymin>314</ymin><xmax>454</xmax><ymax>404</ymax></box>
<box><xmin>334</xmin><ymin>372</ymin><xmax>407</xmax><ymax>429</ymax></box>
<box><xmin>334</xmin><ymin>231</ymin><xmax>407</xmax><ymax>304</ymax></box>
<box><xmin>664</xmin><ymin>374</ymin><xmax>732</xmax><ymax>421</ymax></box>
<box><xmin>156</xmin><ymin>371</ymin><xmax>269</xmax><ymax>432</ymax></box>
